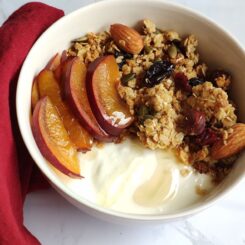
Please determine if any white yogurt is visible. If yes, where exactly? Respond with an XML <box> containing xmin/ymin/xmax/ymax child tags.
<box><xmin>65</xmin><ymin>139</ymin><xmax>215</xmax><ymax>214</ymax></box>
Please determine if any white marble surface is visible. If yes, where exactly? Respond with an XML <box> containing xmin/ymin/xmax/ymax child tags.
<box><xmin>1</xmin><ymin>0</ymin><xmax>245</xmax><ymax>244</ymax></box>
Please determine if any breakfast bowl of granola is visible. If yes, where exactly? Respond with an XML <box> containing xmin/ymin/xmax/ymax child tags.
<box><xmin>16</xmin><ymin>0</ymin><xmax>245</xmax><ymax>222</ymax></box>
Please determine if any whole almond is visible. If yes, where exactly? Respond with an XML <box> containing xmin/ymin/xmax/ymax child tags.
<box><xmin>211</xmin><ymin>123</ymin><xmax>245</xmax><ymax>160</ymax></box>
<box><xmin>110</xmin><ymin>24</ymin><xmax>144</xmax><ymax>55</ymax></box>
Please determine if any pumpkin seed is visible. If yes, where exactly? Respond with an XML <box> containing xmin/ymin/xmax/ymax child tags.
<box><xmin>72</xmin><ymin>36</ymin><xmax>88</xmax><ymax>43</ymax></box>
<box><xmin>168</xmin><ymin>44</ymin><xmax>177</xmax><ymax>59</ymax></box>
<box><xmin>137</xmin><ymin>105</ymin><xmax>149</xmax><ymax>118</ymax></box>
<box><xmin>144</xmin><ymin>115</ymin><xmax>154</xmax><ymax>120</ymax></box>
<box><xmin>121</xmin><ymin>73</ymin><xmax>136</xmax><ymax>86</ymax></box>
<box><xmin>144</xmin><ymin>46</ymin><xmax>152</xmax><ymax>54</ymax></box>
<box><xmin>137</xmin><ymin>105</ymin><xmax>155</xmax><ymax>123</ymax></box>
<box><xmin>155</xmin><ymin>28</ymin><xmax>163</xmax><ymax>34</ymax></box>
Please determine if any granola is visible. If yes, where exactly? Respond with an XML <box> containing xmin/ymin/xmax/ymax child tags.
<box><xmin>67</xmin><ymin>19</ymin><xmax>243</xmax><ymax>182</ymax></box>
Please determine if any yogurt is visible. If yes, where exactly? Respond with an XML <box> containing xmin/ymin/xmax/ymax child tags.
<box><xmin>64</xmin><ymin>138</ymin><xmax>214</xmax><ymax>214</ymax></box>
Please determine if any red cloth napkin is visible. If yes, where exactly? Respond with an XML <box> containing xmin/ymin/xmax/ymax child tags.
<box><xmin>0</xmin><ymin>2</ymin><xmax>64</xmax><ymax>244</ymax></box>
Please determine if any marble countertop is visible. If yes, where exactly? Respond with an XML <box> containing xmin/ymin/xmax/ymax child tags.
<box><xmin>1</xmin><ymin>0</ymin><xmax>245</xmax><ymax>244</ymax></box>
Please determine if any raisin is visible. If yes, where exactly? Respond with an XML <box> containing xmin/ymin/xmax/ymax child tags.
<box><xmin>113</xmin><ymin>50</ymin><xmax>120</xmax><ymax>58</ymax></box>
<box><xmin>171</xmin><ymin>39</ymin><xmax>185</xmax><ymax>54</ymax></box>
<box><xmin>143</xmin><ymin>60</ymin><xmax>174</xmax><ymax>87</ymax></box>
<box><xmin>174</xmin><ymin>72</ymin><xmax>192</xmax><ymax>93</ymax></box>
<box><xmin>172</xmin><ymin>39</ymin><xmax>181</xmax><ymax>46</ymax></box>
<box><xmin>183</xmin><ymin>109</ymin><xmax>206</xmax><ymax>136</ymax></box>
<box><xmin>113</xmin><ymin>50</ymin><xmax>133</xmax><ymax>59</ymax></box>
<box><xmin>194</xmin><ymin>128</ymin><xmax>220</xmax><ymax>146</ymax></box>
<box><xmin>118</xmin><ymin>61</ymin><xmax>125</xmax><ymax>70</ymax></box>
<box><xmin>189</xmin><ymin>77</ymin><xmax>204</xmax><ymax>87</ymax></box>
<box><xmin>122</xmin><ymin>52</ymin><xmax>133</xmax><ymax>60</ymax></box>
<box><xmin>113</xmin><ymin>50</ymin><xmax>133</xmax><ymax>70</ymax></box>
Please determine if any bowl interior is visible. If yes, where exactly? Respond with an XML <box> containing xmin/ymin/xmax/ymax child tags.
<box><xmin>17</xmin><ymin>0</ymin><xmax>245</xmax><ymax>221</ymax></box>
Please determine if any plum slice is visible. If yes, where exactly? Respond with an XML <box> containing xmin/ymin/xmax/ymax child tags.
<box><xmin>45</xmin><ymin>53</ymin><xmax>61</xmax><ymax>71</ymax></box>
<box><xmin>87</xmin><ymin>55</ymin><xmax>133</xmax><ymax>136</ymax></box>
<box><xmin>31</xmin><ymin>78</ymin><xmax>39</xmax><ymax>111</ymax></box>
<box><xmin>37</xmin><ymin>69</ymin><xmax>93</xmax><ymax>151</ymax></box>
<box><xmin>32</xmin><ymin>97</ymin><xmax>81</xmax><ymax>178</ymax></box>
<box><xmin>64</xmin><ymin>57</ymin><xmax>111</xmax><ymax>141</ymax></box>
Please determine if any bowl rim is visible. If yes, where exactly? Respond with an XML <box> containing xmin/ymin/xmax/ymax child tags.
<box><xmin>16</xmin><ymin>0</ymin><xmax>245</xmax><ymax>221</ymax></box>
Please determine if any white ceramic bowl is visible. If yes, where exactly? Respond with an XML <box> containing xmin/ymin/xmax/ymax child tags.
<box><xmin>17</xmin><ymin>0</ymin><xmax>245</xmax><ymax>223</ymax></box>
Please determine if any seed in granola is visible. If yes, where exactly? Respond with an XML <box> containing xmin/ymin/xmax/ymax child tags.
<box><xmin>72</xmin><ymin>36</ymin><xmax>88</xmax><ymax>43</ymax></box>
<box><xmin>167</xmin><ymin>44</ymin><xmax>177</xmax><ymax>59</ymax></box>
<box><xmin>136</xmin><ymin>105</ymin><xmax>154</xmax><ymax>123</ymax></box>
<box><xmin>143</xmin><ymin>60</ymin><xmax>174</xmax><ymax>87</ymax></box>
<box><xmin>189</xmin><ymin>77</ymin><xmax>204</xmax><ymax>87</ymax></box>
<box><xmin>183</xmin><ymin>109</ymin><xmax>206</xmax><ymax>136</ymax></box>
<box><xmin>144</xmin><ymin>46</ymin><xmax>153</xmax><ymax>54</ymax></box>
<box><xmin>155</xmin><ymin>28</ymin><xmax>163</xmax><ymax>34</ymax></box>
<box><xmin>194</xmin><ymin>128</ymin><xmax>220</xmax><ymax>146</ymax></box>
<box><xmin>121</xmin><ymin>73</ymin><xmax>136</xmax><ymax>86</ymax></box>
<box><xmin>174</xmin><ymin>72</ymin><xmax>192</xmax><ymax>93</ymax></box>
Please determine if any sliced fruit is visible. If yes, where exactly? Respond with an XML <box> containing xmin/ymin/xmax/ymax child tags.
<box><xmin>110</xmin><ymin>24</ymin><xmax>144</xmax><ymax>54</ymax></box>
<box><xmin>54</xmin><ymin>64</ymin><xmax>62</xmax><ymax>82</ymax></box>
<box><xmin>31</xmin><ymin>78</ymin><xmax>39</xmax><ymax>111</ymax></box>
<box><xmin>54</xmin><ymin>58</ymin><xmax>71</xmax><ymax>84</ymax></box>
<box><xmin>61</xmin><ymin>50</ymin><xmax>68</xmax><ymax>63</ymax></box>
<box><xmin>37</xmin><ymin>69</ymin><xmax>93</xmax><ymax>151</ymax></box>
<box><xmin>32</xmin><ymin>97</ymin><xmax>81</xmax><ymax>177</ymax></box>
<box><xmin>87</xmin><ymin>55</ymin><xmax>133</xmax><ymax>136</ymax></box>
<box><xmin>61</xmin><ymin>57</ymin><xmax>74</xmax><ymax>85</ymax></box>
<box><xmin>45</xmin><ymin>53</ymin><xmax>61</xmax><ymax>71</ymax></box>
<box><xmin>64</xmin><ymin>57</ymin><xmax>111</xmax><ymax>141</ymax></box>
<box><xmin>211</xmin><ymin>123</ymin><xmax>245</xmax><ymax>160</ymax></box>
<box><xmin>53</xmin><ymin>51</ymin><xmax>72</xmax><ymax>83</ymax></box>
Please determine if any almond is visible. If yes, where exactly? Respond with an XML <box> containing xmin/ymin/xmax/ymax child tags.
<box><xmin>211</xmin><ymin>123</ymin><xmax>245</xmax><ymax>160</ymax></box>
<box><xmin>110</xmin><ymin>24</ymin><xmax>144</xmax><ymax>55</ymax></box>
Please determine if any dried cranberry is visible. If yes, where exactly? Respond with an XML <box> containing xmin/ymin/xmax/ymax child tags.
<box><xmin>189</xmin><ymin>77</ymin><xmax>204</xmax><ymax>87</ymax></box>
<box><xmin>174</xmin><ymin>72</ymin><xmax>192</xmax><ymax>93</ymax></box>
<box><xmin>183</xmin><ymin>109</ymin><xmax>206</xmax><ymax>136</ymax></box>
<box><xmin>143</xmin><ymin>60</ymin><xmax>174</xmax><ymax>87</ymax></box>
<box><xmin>195</xmin><ymin>128</ymin><xmax>220</xmax><ymax>146</ymax></box>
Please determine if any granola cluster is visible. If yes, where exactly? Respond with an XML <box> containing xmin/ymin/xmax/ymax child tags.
<box><xmin>68</xmin><ymin>19</ymin><xmax>239</xmax><ymax>181</ymax></box>
<box><xmin>187</xmin><ymin>82</ymin><xmax>236</xmax><ymax>128</ymax></box>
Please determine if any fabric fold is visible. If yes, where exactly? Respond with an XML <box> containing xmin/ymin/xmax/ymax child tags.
<box><xmin>0</xmin><ymin>3</ymin><xmax>64</xmax><ymax>244</ymax></box>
